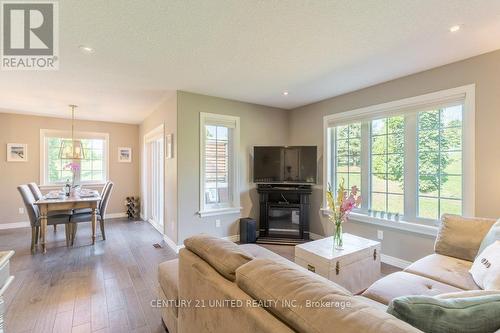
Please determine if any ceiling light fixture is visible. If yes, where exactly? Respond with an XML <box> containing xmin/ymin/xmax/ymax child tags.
<box><xmin>59</xmin><ymin>105</ymin><xmax>85</xmax><ymax>160</ymax></box>
<box><xmin>79</xmin><ymin>45</ymin><xmax>94</xmax><ymax>53</ymax></box>
<box><xmin>449</xmin><ymin>25</ymin><xmax>461</xmax><ymax>33</ymax></box>
<box><xmin>282</xmin><ymin>91</ymin><xmax>289</xmax><ymax>96</ymax></box>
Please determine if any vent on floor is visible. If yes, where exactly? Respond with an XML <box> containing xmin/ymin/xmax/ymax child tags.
<box><xmin>153</xmin><ymin>243</ymin><xmax>162</xmax><ymax>249</ymax></box>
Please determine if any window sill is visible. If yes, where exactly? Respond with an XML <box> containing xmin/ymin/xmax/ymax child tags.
<box><xmin>198</xmin><ymin>207</ymin><xmax>242</xmax><ymax>218</ymax></box>
<box><xmin>40</xmin><ymin>183</ymin><xmax>106</xmax><ymax>190</ymax></box>
<box><xmin>320</xmin><ymin>208</ymin><xmax>438</xmax><ymax>237</ymax></box>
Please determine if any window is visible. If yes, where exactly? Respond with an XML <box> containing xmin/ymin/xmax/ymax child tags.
<box><xmin>324</xmin><ymin>85</ymin><xmax>474</xmax><ymax>228</ymax></box>
<box><xmin>199</xmin><ymin>113</ymin><xmax>240</xmax><ymax>217</ymax></box>
<box><xmin>370</xmin><ymin>116</ymin><xmax>405</xmax><ymax>214</ymax></box>
<box><xmin>417</xmin><ymin>106</ymin><xmax>463</xmax><ymax>219</ymax></box>
<box><xmin>335</xmin><ymin>123</ymin><xmax>362</xmax><ymax>195</ymax></box>
<box><xmin>41</xmin><ymin>130</ymin><xmax>109</xmax><ymax>186</ymax></box>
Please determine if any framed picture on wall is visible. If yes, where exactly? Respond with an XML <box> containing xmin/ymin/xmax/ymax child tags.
<box><xmin>6</xmin><ymin>143</ymin><xmax>28</xmax><ymax>162</ymax></box>
<box><xmin>118</xmin><ymin>147</ymin><xmax>132</xmax><ymax>162</ymax></box>
<box><xmin>166</xmin><ymin>133</ymin><xmax>173</xmax><ymax>159</ymax></box>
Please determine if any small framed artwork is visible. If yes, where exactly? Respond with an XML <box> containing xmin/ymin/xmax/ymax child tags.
<box><xmin>118</xmin><ymin>147</ymin><xmax>132</xmax><ymax>163</ymax></box>
<box><xmin>7</xmin><ymin>143</ymin><xmax>28</xmax><ymax>162</ymax></box>
<box><xmin>165</xmin><ymin>134</ymin><xmax>173</xmax><ymax>159</ymax></box>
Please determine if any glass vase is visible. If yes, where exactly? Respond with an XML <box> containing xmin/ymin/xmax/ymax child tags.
<box><xmin>333</xmin><ymin>222</ymin><xmax>343</xmax><ymax>250</ymax></box>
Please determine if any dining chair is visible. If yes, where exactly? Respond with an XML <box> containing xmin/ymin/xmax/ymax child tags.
<box><xmin>70</xmin><ymin>181</ymin><xmax>114</xmax><ymax>244</ymax></box>
<box><xmin>17</xmin><ymin>185</ymin><xmax>72</xmax><ymax>253</ymax></box>
<box><xmin>73</xmin><ymin>182</ymin><xmax>110</xmax><ymax>215</ymax></box>
<box><xmin>27</xmin><ymin>182</ymin><xmax>43</xmax><ymax>201</ymax></box>
<box><xmin>28</xmin><ymin>182</ymin><xmax>72</xmax><ymax>232</ymax></box>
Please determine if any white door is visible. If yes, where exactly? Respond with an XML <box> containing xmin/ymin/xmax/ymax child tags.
<box><xmin>144</xmin><ymin>129</ymin><xmax>164</xmax><ymax>233</ymax></box>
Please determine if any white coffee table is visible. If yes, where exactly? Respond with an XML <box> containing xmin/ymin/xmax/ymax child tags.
<box><xmin>295</xmin><ymin>233</ymin><xmax>381</xmax><ymax>294</ymax></box>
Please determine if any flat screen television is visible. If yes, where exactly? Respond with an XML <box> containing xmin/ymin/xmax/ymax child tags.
<box><xmin>253</xmin><ymin>146</ymin><xmax>317</xmax><ymax>184</ymax></box>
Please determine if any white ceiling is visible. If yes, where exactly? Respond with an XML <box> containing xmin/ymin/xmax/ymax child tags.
<box><xmin>1</xmin><ymin>0</ymin><xmax>500</xmax><ymax>124</ymax></box>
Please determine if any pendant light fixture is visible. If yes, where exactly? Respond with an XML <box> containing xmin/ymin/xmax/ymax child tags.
<box><xmin>59</xmin><ymin>104</ymin><xmax>85</xmax><ymax>160</ymax></box>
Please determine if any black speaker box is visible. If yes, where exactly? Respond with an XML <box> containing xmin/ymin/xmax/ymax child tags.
<box><xmin>239</xmin><ymin>218</ymin><xmax>256</xmax><ymax>243</ymax></box>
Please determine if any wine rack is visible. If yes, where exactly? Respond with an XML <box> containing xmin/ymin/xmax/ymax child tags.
<box><xmin>125</xmin><ymin>196</ymin><xmax>140</xmax><ymax>219</ymax></box>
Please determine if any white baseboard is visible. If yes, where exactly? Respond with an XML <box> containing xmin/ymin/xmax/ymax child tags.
<box><xmin>223</xmin><ymin>234</ymin><xmax>240</xmax><ymax>242</ymax></box>
<box><xmin>380</xmin><ymin>254</ymin><xmax>411</xmax><ymax>269</ymax></box>
<box><xmin>309</xmin><ymin>232</ymin><xmax>323</xmax><ymax>240</ymax></box>
<box><xmin>163</xmin><ymin>235</ymin><xmax>183</xmax><ymax>253</ymax></box>
<box><xmin>307</xmin><ymin>231</ymin><xmax>412</xmax><ymax>269</ymax></box>
<box><xmin>0</xmin><ymin>213</ymin><xmax>127</xmax><ymax>231</ymax></box>
<box><xmin>0</xmin><ymin>221</ymin><xmax>30</xmax><ymax>230</ymax></box>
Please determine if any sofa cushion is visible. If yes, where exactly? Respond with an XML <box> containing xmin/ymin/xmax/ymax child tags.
<box><xmin>436</xmin><ymin>290</ymin><xmax>500</xmax><ymax>299</ymax></box>
<box><xmin>354</xmin><ymin>295</ymin><xmax>389</xmax><ymax>312</ymax></box>
<box><xmin>362</xmin><ymin>271</ymin><xmax>462</xmax><ymax>305</ymax></box>
<box><xmin>470</xmin><ymin>241</ymin><xmax>500</xmax><ymax>290</ymax></box>
<box><xmin>478</xmin><ymin>219</ymin><xmax>500</xmax><ymax>256</ymax></box>
<box><xmin>387</xmin><ymin>294</ymin><xmax>500</xmax><ymax>333</ymax></box>
<box><xmin>435</xmin><ymin>214</ymin><xmax>496</xmax><ymax>261</ymax></box>
<box><xmin>158</xmin><ymin>259</ymin><xmax>179</xmax><ymax>316</ymax></box>
<box><xmin>404</xmin><ymin>254</ymin><xmax>479</xmax><ymax>290</ymax></box>
<box><xmin>158</xmin><ymin>285</ymin><xmax>178</xmax><ymax>333</ymax></box>
<box><xmin>236</xmin><ymin>258</ymin><xmax>420</xmax><ymax>333</ymax></box>
<box><xmin>184</xmin><ymin>234</ymin><xmax>253</xmax><ymax>281</ymax></box>
<box><xmin>239</xmin><ymin>244</ymin><xmax>295</xmax><ymax>265</ymax></box>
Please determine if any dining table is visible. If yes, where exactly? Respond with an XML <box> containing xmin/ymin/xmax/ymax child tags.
<box><xmin>34</xmin><ymin>193</ymin><xmax>101</xmax><ymax>253</ymax></box>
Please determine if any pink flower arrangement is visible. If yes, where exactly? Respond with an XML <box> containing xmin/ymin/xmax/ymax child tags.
<box><xmin>64</xmin><ymin>162</ymin><xmax>80</xmax><ymax>172</ymax></box>
<box><xmin>64</xmin><ymin>162</ymin><xmax>80</xmax><ymax>186</ymax></box>
<box><xmin>326</xmin><ymin>178</ymin><xmax>362</xmax><ymax>249</ymax></box>
<box><xmin>327</xmin><ymin>179</ymin><xmax>362</xmax><ymax>223</ymax></box>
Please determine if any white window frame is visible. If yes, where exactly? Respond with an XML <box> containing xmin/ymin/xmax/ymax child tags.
<box><xmin>198</xmin><ymin>112</ymin><xmax>241</xmax><ymax>217</ymax></box>
<box><xmin>40</xmin><ymin>129</ymin><xmax>110</xmax><ymax>187</ymax></box>
<box><xmin>322</xmin><ymin>85</ymin><xmax>475</xmax><ymax>236</ymax></box>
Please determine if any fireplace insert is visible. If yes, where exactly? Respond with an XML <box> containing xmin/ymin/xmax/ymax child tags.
<box><xmin>257</xmin><ymin>184</ymin><xmax>311</xmax><ymax>244</ymax></box>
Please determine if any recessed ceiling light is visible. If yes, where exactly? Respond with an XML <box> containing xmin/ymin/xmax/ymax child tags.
<box><xmin>79</xmin><ymin>45</ymin><xmax>94</xmax><ymax>53</ymax></box>
<box><xmin>449</xmin><ymin>25</ymin><xmax>461</xmax><ymax>33</ymax></box>
<box><xmin>282</xmin><ymin>91</ymin><xmax>289</xmax><ymax>96</ymax></box>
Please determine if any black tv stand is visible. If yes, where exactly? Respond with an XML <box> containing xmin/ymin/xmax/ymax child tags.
<box><xmin>256</xmin><ymin>184</ymin><xmax>312</xmax><ymax>245</ymax></box>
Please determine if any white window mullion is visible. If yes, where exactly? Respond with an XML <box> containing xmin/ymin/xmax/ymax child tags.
<box><xmin>404</xmin><ymin>113</ymin><xmax>418</xmax><ymax>222</ymax></box>
<box><xmin>360</xmin><ymin>122</ymin><xmax>370</xmax><ymax>213</ymax></box>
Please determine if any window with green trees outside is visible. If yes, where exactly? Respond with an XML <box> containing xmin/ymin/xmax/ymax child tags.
<box><xmin>327</xmin><ymin>100</ymin><xmax>467</xmax><ymax>225</ymax></box>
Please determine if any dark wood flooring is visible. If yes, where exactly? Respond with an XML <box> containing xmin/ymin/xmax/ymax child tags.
<box><xmin>1</xmin><ymin>219</ymin><xmax>400</xmax><ymax>332</ymax></box>
<box><xmin>1</xmin><ymin>218</ymin><xmax>176</xmax><ymax>333</ymax></box>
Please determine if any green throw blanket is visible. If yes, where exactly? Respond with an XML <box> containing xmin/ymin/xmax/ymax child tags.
<box><xmin>387</xmin><ymin>294</ymin><xmax>500</xmax><ymax>333</ymax></box>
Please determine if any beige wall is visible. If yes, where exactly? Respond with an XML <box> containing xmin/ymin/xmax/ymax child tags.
<box><xmin>0</xmin><ymin>112</ymin><xmax>140</xmax><ymax>225</ymax></box>
<box><xmin>288</xmin><ymin>49</ymin><xmax>500</xmax><ymax>261</ymax></box>
<box><xmin>176</xmin><ymin>91</ymin><xmax>289</xmax><ymax>244</ymax></box>
<box><xmin>139</xmin><ymin>92</ymin><xmax>178</xmax><ymax>243</ymax></box>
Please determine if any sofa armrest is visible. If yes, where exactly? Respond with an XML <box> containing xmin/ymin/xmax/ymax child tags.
<box><xmin>435</xmin><ymin>214</ymin><xmax>496</xmax><ymax>261</ymax></box>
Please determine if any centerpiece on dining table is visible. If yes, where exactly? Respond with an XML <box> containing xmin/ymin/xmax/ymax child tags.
<box><xmin>326</xmin><ymin>179</ymin><xmax>362</xmax><ymax>250</ymax></box>
<box><xmin>63</xmin><ymin>162</ymin><xmax>80</xmax><ymax>196</ymax></box>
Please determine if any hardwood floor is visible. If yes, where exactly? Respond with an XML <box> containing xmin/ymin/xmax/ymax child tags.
<box><xmin>0</xmin><ymin>218</ymin><xmax>176</xmax><ymax>333</ymax></box>
<box><xmin>1</xmin><ymin>220</ymin><xmax>400</xmax><ymax>333</ymax></box>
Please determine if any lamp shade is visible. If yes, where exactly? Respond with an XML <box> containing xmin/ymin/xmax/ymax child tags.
<box><xmin>58</xmin><ymin>104</ymin><xmax>85</xmax><ymax>160</ymax></box>
<box><xmin>59</xmin><ymin>139</ymin><xmax>85</xmax><ymax>160</ymax></box>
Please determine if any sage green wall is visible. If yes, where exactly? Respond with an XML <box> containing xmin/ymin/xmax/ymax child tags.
<box><xmin>176</xmin><ymin>91</ymin><xmax>289</xmax><ymax>244</ymax></box>
<box><xmin>288</xmin><ymin>49</ymin><xmax>500</xmax><ymax>261</ymax></box>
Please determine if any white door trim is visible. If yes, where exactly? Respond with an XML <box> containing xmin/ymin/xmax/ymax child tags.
<box><xmin>142</xmin><ymin>124</ymin><xmax>165</xmax><ymax>234</ymax></box>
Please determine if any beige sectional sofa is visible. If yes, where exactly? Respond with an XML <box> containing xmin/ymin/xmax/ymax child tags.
<box><xmin>158</xmin><ymin>214</ymin><xmax>497</xmax><ymax>333</ymax></box>
<box><xmin>362</xmin><ymin>214</ymin><xmax>496</xmax><ymax>305</ymax></box>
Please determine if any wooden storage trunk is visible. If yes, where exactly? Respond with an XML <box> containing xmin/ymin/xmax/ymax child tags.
<box><xmin>295</xmin><ymin>234</ymin><xmax>381</xmax><ymax>294</ymax></box>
